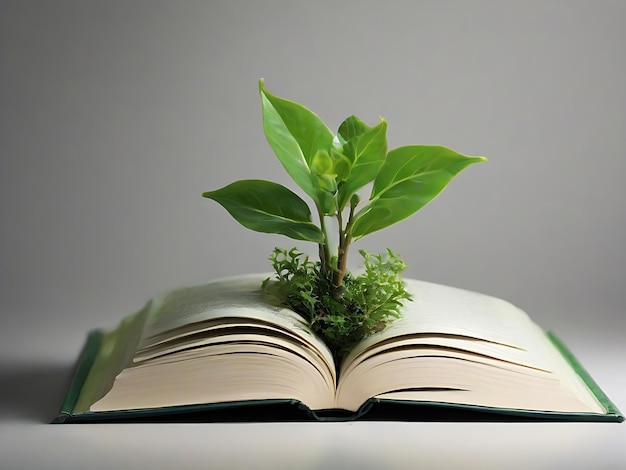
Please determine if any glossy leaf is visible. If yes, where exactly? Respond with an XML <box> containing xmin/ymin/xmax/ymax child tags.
<box><xmin>203</xmin><ymin>179</ymin><xmax>324</xmax><ymax>242</ymax></box>
<box><xmin>337</xmin><ymin>115</ymin><xmax>370</xmax><ymax>143</ymax></box>
<box><xmin>351</xmin><ymin>146</ymin><xmax>486</xmax><ymax>239</ymax></box>
<box><xmin>259</xmin><ymin>79</ymin><xmax>335</xmax><ymax>202</ymax></box>
<box><xmin>311</xmin><ymin>150</ymin><xmax>334</xmax><ymax>175</ymax></box>
<box><xmin>337</xmin><ymin>116</ymin><xmax>388</xmax><ymax>210</ymax></box>
<box><xmin>331</xmin><ymin>150</ymin><xmax>352</xmax><ymax>181</ymax></box>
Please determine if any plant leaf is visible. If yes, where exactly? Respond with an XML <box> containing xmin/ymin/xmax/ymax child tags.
<box><xmin>203</xmin><ymin>179</ymin><xmax>324</xmax><ymax>242</ymax></box>
<box><xmin>259</xmin><ymin>79</ymin><xmax>335</xmax><ymax>202</ymax></box>
<box><xmin>337</xmin><ymin>115</ymin><xmax>371</xmax><ymax>142</ymax></box>
<box><xmin>337</xmin><ymin>116</ymin><xmax>388</xmax><ymax>209</ymax></box>
<box><xmin>351</xmin><ymin>146</ymin><xmax>486</xmax><ymax>239</ymax></box>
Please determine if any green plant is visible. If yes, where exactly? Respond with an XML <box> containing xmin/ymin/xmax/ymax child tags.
<box><xmin>204</xmin><ymin>79</ymin><xmax>485</xmax><ymax>358</ymax></box>
<box><xmin>262</xmin><ymin>247</ymin><xmax>411</xmax><ymax>359</ymax></box>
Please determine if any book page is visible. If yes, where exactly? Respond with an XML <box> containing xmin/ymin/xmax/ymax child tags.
<box><xmin>133</xmin><ymin>327</ymin><xmax>335</xmax><ymax>394</ymax></box>
<box><xmin>92</xmin><ymin>342</ymin><xmax>336</xmax><ymax>412</ymax></box>
<box><xmin>136</xmin><ymin>274</ymin><xmax>335</xmax><ymax>378</ymax></box>
<box><xmin>342</xmin><ymin>279</ymin><xmax>553</xmax><ymax>372</ymax></box>
<box><xmin>332</xmin><ymin>279</ymin><xmax>606</xmax><ymax>414</ymax></box>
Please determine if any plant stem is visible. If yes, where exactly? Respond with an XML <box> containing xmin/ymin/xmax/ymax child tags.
<box><xmin>333</xmin><ymin>204</ymin><xmax>356</xmax><ymax>288</ymax></box>
<box><xmin>316</xmin><ymin>205</ymin><xmax>332</xmax><ymax>279</ymax></box>
<box><xmin>335</xmin><ymin>244</ymin><xmax>349</xmax><ymax>287</ymax></box>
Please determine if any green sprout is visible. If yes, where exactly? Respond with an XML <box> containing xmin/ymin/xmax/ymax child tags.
<box><xmin>204</xmin><ymin>79</ymin><xmax>485</xmax><ymax>358</ymax></box>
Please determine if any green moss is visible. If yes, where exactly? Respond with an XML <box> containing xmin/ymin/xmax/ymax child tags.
<box><xmin>263</xmin><ymin>248</ymin><xmax>411</xmax><ymax>361</ymax></box>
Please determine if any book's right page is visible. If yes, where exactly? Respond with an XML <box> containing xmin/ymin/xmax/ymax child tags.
<box><xmin>336</xmin><ymin>279</ymin><xmax>618</xmax><ymax>419</ymax></box>
<box><xmin>342</xmin><ymin>279</ymin><xmax>564</xmax><ymax>378</ymax></box>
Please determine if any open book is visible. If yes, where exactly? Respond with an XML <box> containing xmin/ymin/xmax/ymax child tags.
<box><xmin>55</xmin><ymin>274</ymin><xmax>623</xmax><ymax>422</ymax></box>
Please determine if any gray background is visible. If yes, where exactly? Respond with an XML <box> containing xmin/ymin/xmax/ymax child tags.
<box><xmin>1</xmin><ymin>1</ymin><xmax>625</xmax><ymax>468</ymax></box>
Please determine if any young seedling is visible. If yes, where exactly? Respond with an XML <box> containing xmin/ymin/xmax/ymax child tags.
<box><xmin>204</xmin><ymin>79</ymin><xmax>485</xmax><ymax>359</ymax></box>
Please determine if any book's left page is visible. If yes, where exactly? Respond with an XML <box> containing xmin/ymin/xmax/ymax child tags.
<box><xmin>135</xmin><ymin>274</ymin><xmax>332</xmax><ymax>369</ymax></box>
<box><xmin>87</xmin><ymin>274</ymin><xmax>337</xmax><ymax>413</ymax></box>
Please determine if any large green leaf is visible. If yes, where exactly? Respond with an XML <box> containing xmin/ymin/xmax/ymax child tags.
<box><xmin>203</xmin><ymin>179</ymin><xmax>324</xmax><ymax>242</ymax></box>
<box><xmin>259</xmin><ymin>79</ymin><xmax>335</xmax><ymax>202</ymax></box>
<box><xmin>351</xmin><ymin>146</ymin><xmax>486</xmax><ymax>239</ymax></box>
<box><xmin>337</xmin><ymin>116</ymin><xmax>388</xmax><ymax>210</ymax></box>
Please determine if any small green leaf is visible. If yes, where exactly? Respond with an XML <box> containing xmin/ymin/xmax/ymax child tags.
<box><xmin>337</xmin><ymin>117</ymin><xmax>388</xmax><ymax>210</ymax></box>
<box><xmin>311</xmin><ymin>150</ymin><xmax>334</xmax><ymax>175</ymax></box>
<box><xmin>317</xmin><ymin>189</ymin><xmax>336</xmax><ymax>216</ymax></box>
<box><xmin>351</xmin><ymin>146</ymin><xmax>486</xmax><ymax>238</ymax></box>
<box><xmin>338</xmin><ymin>115</ymin><xmax>370</xmax><ymax>142</ymax></box>
<box><xmin>331</xmin><ymin>151</ymin><xmax>352</xmax><ymax>181</ymax></box>
<box><xmin>259</xmin><ymin>79</ymin><xmax>335</xmax><ymax>202</ymax></box>
<box><xmin>203</xmin><ymin>179</ymin><xmax>324</xmax><ymax>242</ymax></box>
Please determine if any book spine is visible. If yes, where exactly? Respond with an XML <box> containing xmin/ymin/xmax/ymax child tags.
<box><xmin>52</xmin><ymin>330</ymin><xmax>104</xmax><ymax>423</ymax></box>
